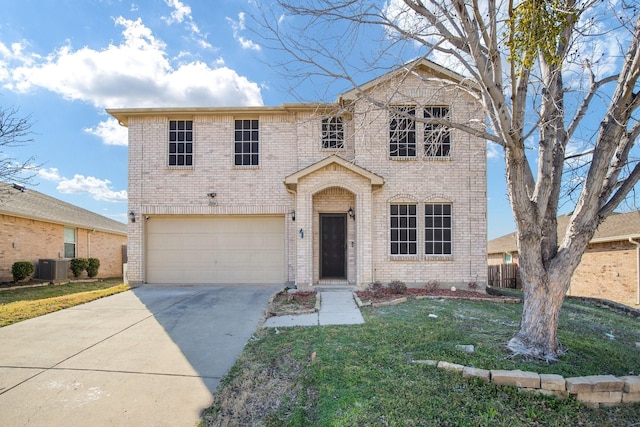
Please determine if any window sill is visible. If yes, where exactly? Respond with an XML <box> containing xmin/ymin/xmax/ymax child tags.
<box><xmin>233</xmin><ymin>165</ymin><xmax>260</xmax><ymax>170</ymax></box>
<box><xmin>167</xmin><ymin>165</ymin><xmax>194</xmax><ymax>170</ymax></box>
<box><xmin>389</xmin><ymin>255</ymin><xmax>420</xmax><ymax>261</ymax></box>
<box><xmin>389</xmin><ymin>156</ymin><xmax>418</xmax><ymax>161</ymax></box>
<box><xmin>321</xmin><ymin>147</ymin><xmax>346</xmax><ymax>152</ymax></box>
<box><xmin>425</xmin><ymin>255</ymin><xmax>454</xmax><ymax>262</ymax></box>
<box><xmin>423</xmin><ymin>156</ymin><xmax>452</xmax><ymax>161</ymax></box>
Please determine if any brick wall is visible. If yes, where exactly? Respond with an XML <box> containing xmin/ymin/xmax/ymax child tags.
<box><xmin>0</xmin><ymin>214</ymin><xmax>126</xmax><ymax>282</ymax></box>
<box><xmin>125</xmin><ymin>70</ymin><xmax>487</xmax><ymax>287</ymax></box>
<box><xmin>569</xmin><ymin>241</ymin><xmax>639</xmax><ymax>307</ymax></box>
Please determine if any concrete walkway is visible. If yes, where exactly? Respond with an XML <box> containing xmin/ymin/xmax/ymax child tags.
<box><xmin>0</xmin><ymin>285</ymin><xmax>279</xmax><ymax>427</ymax></box>
<box><xmin>263</xmin><ymin>291</ymin><xmax>365</xmax><ymax>327</ymax></box>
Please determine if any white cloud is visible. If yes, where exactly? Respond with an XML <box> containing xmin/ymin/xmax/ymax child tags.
<box><xmin>38</xmin><ymin>168</ymin><xmax>127</xmax><ymax>202</ymax></box>
<box><xmin>38</xmin><ymin>167</ymin><xmax>62</xmax><ymax>181</ymax></box>
<box><xmin>84</xmin><ymin>118</ymin><xmax>129</xmax><ymax>146</ymax></box>
<box><xmin>227</xmin><ymin>13</ymin><xmax>262</xmax><ymax>51</ymax></box>
<box><xmin>162</xmin><ymin>0</ymin><xmax>212</xmax><ymax>48</ymax></box>
<box><xmin>163</xmin><ymin>0</ymin><xmax>192</xmax><ymax>25</ymax></box>
<box><xmin>0</xmin><ymin>17</ymin><xmax>262</xmax><ymax>108</ymax></box>
<box><xmin>57</xmin><ymin>175</ymin><xmax>128</xmax><ymax>202</ymax></box>
<box><xmin>486</xmin><ymin>142</ymin><xmax>502</xmax><ymax>160</ymax></box>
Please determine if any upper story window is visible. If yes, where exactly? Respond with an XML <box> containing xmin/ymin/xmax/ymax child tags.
<box><xmin>390</xmin><ymin>203</ymin><xmax>417</xmax><ymax>255</ymax></box>
<box><xmin>168</xmin><ymin>120</ymin><xmax>193</xmax><ymax>166</ymax></box>
<box><xmin>389</xmin><ymin>106</ymin><xmax>416</xmax><ymax>157</ymax></box>
<box><xmin>425</xmin><ymin>203</ymin><xmax>452</xmax><ymax>255</ymax></box>
<box><xmin>64</xmin><ymin>227</ymin><xmax>76</xmax><ymax>258</ymax></box>
<box><xmin>322</xmin><ymin>117</ymin><xmax>344</xmax><ymax>149</ymax></box>
<box><xmin>424</xmin><ymin>106</ymin><xmax>451</xmax><ymax>157</ymax></box>
<box><xmin>234</xmin><ymin>119</ymin><xmax>259</xmax><ymax>166</ymax></box>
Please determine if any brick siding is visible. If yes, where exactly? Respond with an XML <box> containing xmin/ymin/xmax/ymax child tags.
<box><xmin>125</xmin><ymin>70</ymin><xmax>487</xmax><ymax>287</ymax></box>
<box><xmin>0</xmin><ymin>214</ymin><xmax>126</xmax><ymax>281</ymax></box>
<box><xmin>569</xmin><ymin>241</ymin><xmax>639</xmax><ymax>307</ymax></box>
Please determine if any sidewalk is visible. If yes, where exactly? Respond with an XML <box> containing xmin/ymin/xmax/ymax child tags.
<box><xmin>263</xmin><ymin>291</ymin><xmax>365</xmax><ymax>327</ymax></box>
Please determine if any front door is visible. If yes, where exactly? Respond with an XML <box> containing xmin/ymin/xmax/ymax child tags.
<box><xmin>320</xmin><ymin>214</ymin><xmax>347</xmax><ymax>279</ymax></box>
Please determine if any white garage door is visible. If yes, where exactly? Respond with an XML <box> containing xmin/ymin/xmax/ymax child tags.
<box><xmin>145</xmin><ymin>216</ymin><xmax>285</xmax><ymax>284</ymax></box>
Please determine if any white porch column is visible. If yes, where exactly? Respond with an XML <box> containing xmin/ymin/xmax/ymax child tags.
<box><xmin>295</xmin><ymin>192</ymin><xmax>314</xmax><ymax>288</ymax></box>
<box><xmin>356</xmin><ymin>190</ymin><xmax>374</xmax><ymax>287</ymax></box>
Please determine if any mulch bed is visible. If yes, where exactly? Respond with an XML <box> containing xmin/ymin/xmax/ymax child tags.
<box><xmin>267</xmin><ymin>291</ymin><xmax>318</xmax><ymax>317</ymax></box>
<box><xmin>355</xmin><ymin>288</ymin><xmax>519</xmax><ymax>305</ymax></box>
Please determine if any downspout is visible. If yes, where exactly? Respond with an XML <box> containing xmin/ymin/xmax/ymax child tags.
<box><xmin>629</xmin><ymin>238</ymin><xmax>640</xmax><ymax>305</ymax></box>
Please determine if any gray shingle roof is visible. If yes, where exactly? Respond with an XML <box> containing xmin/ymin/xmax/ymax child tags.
<box><xmin>0</xmin><ymin>182</ymin><xmax>127</xmax><ymax>235</ymax></box>
<box><xmin>488</xmin><ymin>211</ymin><xmax>640</xmax><ymax>254</ymax></box>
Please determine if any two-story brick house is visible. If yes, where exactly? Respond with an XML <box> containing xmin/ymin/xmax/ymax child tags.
<box><xmin>108</xmin><ymin>59</ymin><xmax>487</xmax><ymax>289</ymax></box>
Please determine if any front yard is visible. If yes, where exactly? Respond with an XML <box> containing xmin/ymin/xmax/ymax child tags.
<box><xmin>202</xmin><ymin>295</ymin><xmax>640</xmax><ymax>426</ymax></box>
<box><xmin>0</xmin><ymin>278</ymin><xmax>129</xmax><ymax>327</ymax></box>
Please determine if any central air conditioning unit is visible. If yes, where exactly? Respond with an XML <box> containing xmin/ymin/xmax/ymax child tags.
<box><xmin>39</xmin><ymin>259</ymin><xmax>70</xmax><ymax>281</ymax></box>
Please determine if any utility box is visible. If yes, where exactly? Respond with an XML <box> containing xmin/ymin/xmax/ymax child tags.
<box><xmin>39</xmin><ymin>259</ymin><xmax>70</xmax><ymax>281</ymax></box>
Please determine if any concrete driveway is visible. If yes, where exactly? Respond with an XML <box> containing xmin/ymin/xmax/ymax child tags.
<box><xmin>0</xmin><ymin>284</ymin><xmax>280</xmax><ymax>427</ymax></box>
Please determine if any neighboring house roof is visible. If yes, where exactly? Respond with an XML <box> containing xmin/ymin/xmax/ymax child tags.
<box><xmin>487</xmin><ymin>211</ymin><xmax>640</xmax><ymax>254</ymax></box>
<box><xmin>284</xmin><ymin>155</ymin><xmax>384</xmax><ymax>192</ymax></box>
<box><xmin>0</xmin><ymin>182</ymin><xmax>127</xmax><ymax>235</ymax></box>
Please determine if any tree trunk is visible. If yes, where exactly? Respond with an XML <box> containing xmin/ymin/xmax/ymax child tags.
<box><xmin>508</xmin><ymin>249</ymin><xmax>573</xmax><ymax>362</ymax></box>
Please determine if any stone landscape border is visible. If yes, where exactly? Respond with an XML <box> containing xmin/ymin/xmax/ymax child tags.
<box><xmin>413</xmin><ymin>360</ymin><xmax>640</xmax><ymax>407</ymax></box>
<box><xmin>351</xmin><ymin>291</ymin><xmax>639</xmax><ymax>408</ymax></box>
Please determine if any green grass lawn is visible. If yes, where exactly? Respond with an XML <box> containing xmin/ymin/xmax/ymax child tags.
<box><xmin>202</xmin><ymin>297</ymin><xmax>640</xmax><ymax>426</ymax></box>
<box><xmin>0</xmin><ymin>278</ymin><xmax>129</xmax><ymax>327</ymax></box>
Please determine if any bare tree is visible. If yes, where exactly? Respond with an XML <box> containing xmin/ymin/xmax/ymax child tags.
<box><xmin>0</xmin><ymin>106</ymin><xmax>37</xmax><ymax>190</ymax></box>
<box><xmin>258</xmin><ymin>0</ymin><xmax>640</xmax><ymax>360</ymax></box>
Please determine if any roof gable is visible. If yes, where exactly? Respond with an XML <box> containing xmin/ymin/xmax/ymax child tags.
<box><xmin>338</xmin><ymin>58</ymin><xmax>480</xmax><ymax>102</ymax></box>
<box><xmin>0</xmin><ymin>182</ymin><xmax>127</xmax><ymax>235</ymax></box>
<box><xmin>284</xmin><ymin>155</ymin><xmax>384</xmax><ymax>192</ymax></box>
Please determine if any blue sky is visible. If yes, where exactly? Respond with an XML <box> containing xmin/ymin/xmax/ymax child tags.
<box><xmin>0</xmin><ymin>0</ymin><xmax>515</xmax><ymax>239</ymax></box>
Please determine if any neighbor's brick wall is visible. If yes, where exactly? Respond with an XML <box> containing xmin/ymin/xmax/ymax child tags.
<box><xmin>0</xmin><ymin>214</ymin><xmax>125</xmax><ymax>281</ymax></box>
<box><xmin>569</xmin><ymin>241</ymin><xmax>639</xmax><ymax>307</ymax></box>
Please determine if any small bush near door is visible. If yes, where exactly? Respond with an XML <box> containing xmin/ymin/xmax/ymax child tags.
<box><xmin>87</xmin><ymin>258</ymin><xmax>100</xmax><ymax>278</ymax></box>
<box><xmin>11</xmin><ymin>261</ymin><xmax>35</xmax><ymax>282</ymax></box>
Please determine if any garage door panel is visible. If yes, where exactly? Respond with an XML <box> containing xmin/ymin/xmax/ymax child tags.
<box><xmin>146</xmin><ymin>216</ymin><xmax>285</xmax><ymax>284</ymax></box>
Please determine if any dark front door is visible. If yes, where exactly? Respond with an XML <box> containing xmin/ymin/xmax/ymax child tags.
<box><xmin>320</xmin><ymin>214</ymin><xmax>347</xmax><ymax>279</ymax></box>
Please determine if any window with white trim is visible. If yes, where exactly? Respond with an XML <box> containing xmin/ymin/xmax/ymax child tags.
<box><xmin>390</xmin><ymin>204</ymin><xmax>417</xmax><ymax>255</ymax></box>
<box><xmin>425</xmin><ymin>203</ymin><xmax>452</xmax><ymax>255</ymax></box>
<box><xmin>168</xmin><ymin>120</ymin><xmax>193</xmax><ymax>166</ymax></box>
<box><xmin>321</xmin><ymin>117</ymin><xmax>344</xmax><ymax>149</ymax></box>
<box><xmin>424</xmin><ymin>106</ymin><xmax>451</xmax><ymax>157</ymax></box>
<box><xmin>64</xmin><ymin>227</ymin><xmax>76</xmax><ymax>258</ymax></box>
<box><xmin>234</xmin><ymin>119</ymin><xmax>259</xmax><ymax>166</ymax></box>
<box><xmin>389</xmin><ymin>106</ymin><xmax>416</xmax><ymax>157</ymax></box>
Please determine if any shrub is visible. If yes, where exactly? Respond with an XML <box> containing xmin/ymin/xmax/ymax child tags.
<box><xmin>86</xmin><ymin>258</ymin><xmax>100</xmax><ymax>278</ymax></box>
<box><xmin>387</xmin><ymin>280</ymin><xmax>407</xmax><ymax>294</ymax></box>
<box><xmin>70</xmin><ymin>258</ymin><xmax>89</xmax><ymax>279</ymax></box>
<box><xmin>367</xmin><ymin>281</ymin><xmax>384</xmax><ymax>296</ymax></box>
<box><xmin>425</xmin><ymin>280</ymin><xmax>439</xmax><ymax>291</ymax></box>
<box><xmin>468</xmin><ymin>281</ymin><xmax>478</xmax><ymax>290</ymax></box>
<box><xmin>11</xmin><ymin>261</ymin><xmax>34</xmax><ymax>282</ymax></box>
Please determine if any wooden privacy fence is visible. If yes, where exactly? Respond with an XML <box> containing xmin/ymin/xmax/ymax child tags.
<box><xmin>487</xmin><ymin>264</ymin><xmax>521</xmax><ymax>289</ymax></box>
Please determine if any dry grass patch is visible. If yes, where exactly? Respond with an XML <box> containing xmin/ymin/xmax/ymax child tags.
<box><xmin>0</xmin><ymin>284</ymin><xmax>130</xmax><ymax>327</ymax></box>
<box><xmin>201</xmin><ymin>340</ymin><xmax>314</xmax><ymax>427</ymax></box>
